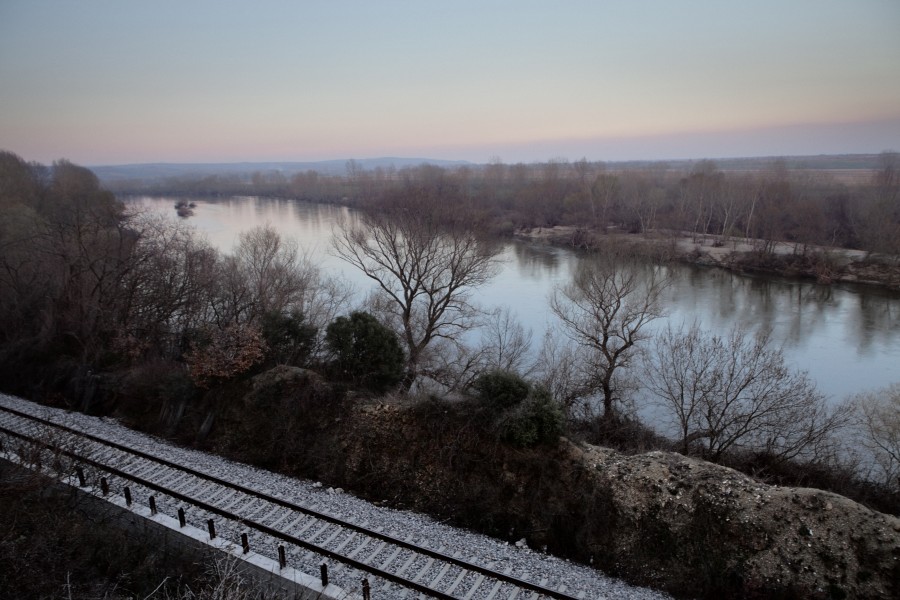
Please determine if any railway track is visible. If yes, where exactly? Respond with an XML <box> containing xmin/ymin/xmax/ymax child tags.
<box><xmin>0</xmin><ymin>404</ymin><xmax>587</xmax><ymax>600</ymax></box>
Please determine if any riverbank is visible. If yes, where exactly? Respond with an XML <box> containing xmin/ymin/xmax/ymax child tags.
<box><xmin>515</xmin><ymin>226</ymin><xmax>900</xmax><ymax>291</ymax></box>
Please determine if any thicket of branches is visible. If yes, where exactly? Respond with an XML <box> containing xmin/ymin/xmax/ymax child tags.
<box><xmin>0</xmin><ymin>151</ymin><xmax>352</xmax><ymax>402</ymax></box>
<box><xmin>331</xmin><ymin>191</ymin><xmax>501</xmax><ymax>390</ymax></box>
<box><xmin>111</xmin><ymin>152</ymin><xmax>900</xmax><ymax>257</ymax></box>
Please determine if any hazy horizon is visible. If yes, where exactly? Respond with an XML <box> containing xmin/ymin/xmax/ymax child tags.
<box><xmin>2</xmin><ymin>1</ymin><xmax>898</xmax><ymax>165</ymax></box>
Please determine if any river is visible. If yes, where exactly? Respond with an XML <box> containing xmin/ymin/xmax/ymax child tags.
<box><xmin>127</xmin><ymin>196</ymin><xmax>900</xmax><ymax>405</ymax></box>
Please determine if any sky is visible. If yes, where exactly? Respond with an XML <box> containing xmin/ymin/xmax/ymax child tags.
<box><xmin>1</xmin><ymin>1</ymin><xmax>899</xmax><ymax>166</ymax></box>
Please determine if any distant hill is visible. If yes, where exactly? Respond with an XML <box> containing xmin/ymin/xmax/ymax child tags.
<box><xmin>634</xmin><ymin>153</ymin><xmax>887</xmax><ymax>171</ymax></box>
<box><xmin>90</xmin><ymin>153</ymin><xmax>888</xmax><ymax>185</ymax></box>
<box><xmin>656</xmin><ymin>154</ymin><xmax>881</xmax><ymax>171</ymax></box>
<box><xmin>90</xmin><ymin>157</ymin><xmax>473</xmax><ymax>182</ymax></box>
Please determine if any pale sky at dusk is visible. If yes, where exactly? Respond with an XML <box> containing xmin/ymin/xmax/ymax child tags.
<box><xmin>1</xmin><ymin>1</ymin><xmax>899</xmax><ymax>166</ymax></box>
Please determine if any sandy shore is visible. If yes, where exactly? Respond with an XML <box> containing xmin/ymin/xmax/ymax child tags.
<box><xmin>515</xmin><ymin>226</ymin><xmax>900</xmax><ymax>289</ymax></box>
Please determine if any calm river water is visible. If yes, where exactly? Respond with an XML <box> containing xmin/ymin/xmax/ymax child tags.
<box><xmin>128</xmin><ymin>196</ymin><xmax>900</xmax><ymax>403</ymax></box>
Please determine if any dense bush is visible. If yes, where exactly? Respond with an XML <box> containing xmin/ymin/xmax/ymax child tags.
<box><xmin>213</xmin><ymin>366</ymin><xmax>346</xmax><ymax>471</ymax></box>
<box><xmin>497</xmin><ymin>386</ymin><xmax>565</xmax><ymax>447</ymax></box>
<box><xmin>473</xmin><ymin>371</ymin><xmax>564</xmax><ymax>447</ymax></box>
<box><xmin>260</xmin><ymin>309</ymin><xmax>317</xmax><ymax>367</ymax></box>
<box><xmin>473</xmin><ymin>369</ymin><xmax>531</xmax><ymax>412</ymax></box>
<box><xmin>185</xmin><ymin>324</ymin><xmax>267</xmax><ymax>389</ymax></box>
<box><xmin>0</xmin><ymin>465</ymin><xmax>202</xmax><ymax>599</ymax></box>
<box><xmin>117</xmin><ymin>359</ymin><xmax>197</xmax><ymax>431</ymax></box>
<box><xmin>325</xmin><ymin>311</ymin><xmax>404</xmax><ymax>393</ymax></box>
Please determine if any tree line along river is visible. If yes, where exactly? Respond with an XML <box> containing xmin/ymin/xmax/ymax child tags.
<box><xmin>128</xmin><ymin>195</ymin><xmax>900</xmax><ymax>409</ymax></box>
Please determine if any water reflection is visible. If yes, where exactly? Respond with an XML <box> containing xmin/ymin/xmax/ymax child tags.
<box><xmin>854</xmin><ymin>291</ymin><xmax>900</xmax><ymax>354</ymax></box>
<box><xmin>510</xmin><ymin>241</ymin><xmax>566</xmax><ymax>279</ymax></box>
<box><xmin>126</xmin><ymin>196</ymin><xmax>900</xmax><ymax>400</ymax></box>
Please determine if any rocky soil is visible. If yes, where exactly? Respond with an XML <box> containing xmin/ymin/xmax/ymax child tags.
<box><xmin>575</xmin><ymin>443</ymin><xmax>900</xmax><ymax>598</ymax></box>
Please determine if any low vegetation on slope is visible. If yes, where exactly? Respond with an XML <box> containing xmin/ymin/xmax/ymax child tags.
<box><xmin>165</xmin><ymin>366</ymin><xmax>896</xmax><ymax>599</ymax></box>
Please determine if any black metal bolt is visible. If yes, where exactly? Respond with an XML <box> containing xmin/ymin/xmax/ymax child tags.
<box><xmin>75</xmin><ymin>466</ymin><xmax>86</xmax><ymax>487</ymax></box>
<box><xmin>178</xmin><ymin>508</ymin><xmax>186</xmax><ymax>528</ymax></box>
<box><xmin>207</xmin><ymin>519</ymin><xmax>216</xmax><ymax>540</ymax></box>
<box><xmin>362</xmin><ymin>578</ymin><xmax>371</xmax><ymax>600</ymax></box>
<box><xmin>241</xmin><ymin>533</ymin><xmax>250</xmax><ymax>554</ymax></box>
<box><xmin>278</xmin><ymin>545</ymin><xmax>286</xmax><ymax>569</ymax></box>
<box><xmin>124</xmin><ymin>486</ymin><xmax>132</xmax><ymax>507</ymax></box>
<box><xmin>320</xmin><ymin>563</ymin><xmax>328</xmax><ymax>587</ymax></box>
<box><xmin>100</xmin><ymin>477</ymin><xmax>109</xmax><ymax>496</ymax></box>
<box><xmin>149</xmin><ymin>496</ymin><xmax>157</xmax><ymax>515</ymax></box>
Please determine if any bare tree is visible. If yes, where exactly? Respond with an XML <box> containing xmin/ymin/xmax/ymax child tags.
<box><xmin>478</xmin><ymin>306</ymin><xmax>533</xmax><ymax>374</ymax></box>
<box><xmin>591</xmin><ymin>171</ymin><xmax>620</xmax><ymax>232</ymax></box>
<box><xmin>532</xmin><ymin>329</ymin><xmax>598</xmax><ymax>421</ymax></box>
<box><xmin>423</xmin><ymin>307</ymin><xmax>534</xmax><ymax>393</ymax></box>
<box><xmin>853</xmin><ymin>383</ymin><xmax>900</xmax><ymax>490</ymax></box>
<box><xmin>647</xmin><ymin>323</ymin><xmax>851</xmax><ymax>462</ymax></box>
<box><xmin>210</xmin><ymin>225</ymin><xmax>348</xmax><ymax>337</ymax></box>
<box><xmin>645</xmin><ymin>323</ymin><xmax>720</xmax><ymax>453</ymax></box>
<box><xmin>550</xmin><ymin>246</ymin><xmax>669</xmax><ymax>420</ymax></box>
<box><xmin>232</xmin><ymin>225</ymin><xmax>318</xmax><ymax>322</ymax></box>
<box><xmin>714</xmin><ymin>174</ymin><xmax>753</xmax><ymax>244</ymax></box>
<box><xmin>332</xmin><ymin>208</ymin><xmax>500</xmax><ymax>389</ymax></box>
<box><xmin>746</xmin><ymin>160</ymin><xmax>794</xmax><ymax>254</ymax></box>
<box><xmin>858</xmin><ymin>151</ymin><xmax>900</xmax><ymax>256</ymax></box>
<box><xmin>115</xmin><ymin>213</ymin><xmax>218</xmax><ymax>359</ymax></box>
<box><xmin>623</xmin><ymin>170</ymin><xmax>667</xmax><ymax>234</ymax></box>
<box><xmin>31</xmin><ymin>161</ymin><xmax>136</xmax><ymax>362</ymax></box>
<box><xmin>678</xmin><ymin>160</ymin><xmax>723</xmax><ymax>240</ymax></box>
<box><xmin>0</xmin><ymin>153</ymin><xmax>50</xmax><ymax>343</ymax></box>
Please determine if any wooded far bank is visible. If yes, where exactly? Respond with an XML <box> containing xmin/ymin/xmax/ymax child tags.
<box><xmin>100</xmin><ymin>152</ymin><xmax>900</xmax><ymax>261</ymax></box>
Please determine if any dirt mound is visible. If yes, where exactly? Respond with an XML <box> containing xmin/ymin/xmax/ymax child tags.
<box><xmin>576</xmin><ymin>443</ymin><xmax>899</xmax><ymax>598</ymax></box>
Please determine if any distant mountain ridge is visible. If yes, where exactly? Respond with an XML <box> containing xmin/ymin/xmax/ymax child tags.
<box><xmin>90</xmin><ymin>157</ymin><xmax>473</xmax><ymax>182</ymax></box>
<box><xmin>90</xmin><ymin>153</ymin><xmax>887</xmax><ymax>183</ymax></box>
